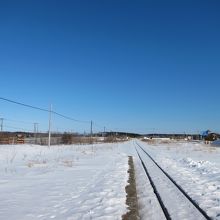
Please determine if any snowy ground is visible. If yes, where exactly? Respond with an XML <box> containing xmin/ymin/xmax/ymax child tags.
<box><xmin>134</xmin><ymin>139</ymin><xmax>220</xmax><ymax>220</ymax></box>
<box><xmin>0</xmin><ymin>143</ymin><xmax>129</xmax><ymax>220</ymax></box>
<box><xmin>1</xmin><ymin>140</ymin><xmax>220</xmax><ymax>220</ymax></box>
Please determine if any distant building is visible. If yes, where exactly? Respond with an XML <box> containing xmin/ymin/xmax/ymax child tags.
<box><xmin>202</xmin><ymin>130</ymin><xmax>219</xmax><ymax>143</ymax></box>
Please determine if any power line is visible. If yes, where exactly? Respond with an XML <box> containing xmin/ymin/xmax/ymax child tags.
<box><xmin>0</xmin><ymin>97</ymin><xmax>48</xmax><ymax>112</ymax></box>
<box><xmin>93</xmin><ymin>122</ymin><xmax>104</xmax><ymax>129</ymax></box>
<box><xmin>0</xmin><ymin>97</ymin><xmax>90</xmax><ymax>124</ymax></box>
<box><xmin>3</xmin><ymin>117</ymin><xmax>87</xmax><ymax>134</ymax></box>
<box><xmin>4</xmin><ymin>125</ymin><xmax>31</xmax><ymax>132</ymax></box>
<box><xmin>0</xmin><ymin>97</ymin><xmax>112</xmax><ymax>137</ymax></box>
<box><xmin>52</xmin><ymin>111</ymin><xmax>90</xmax><ymax>123</ymax></box>
<box><xmin>5</xmin><ymin>118</ymin><xmax>35</xmax><ymax>125</ymax></box>
<box><xmin>3</xmin><ymin>123</ymin><xmax>48</xmax><ymax>133</ymax></box>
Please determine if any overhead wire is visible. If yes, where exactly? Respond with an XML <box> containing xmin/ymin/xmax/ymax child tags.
<box><xmin>0</xmin><ymin>97</ymin><xmax>90</xmax><ymax>124</ymax></box>
<box><xmin>0</xmin><ymin>97</ymin><xmax>48</xmax><ymax>112</ymax></box>
<box><xmin>4</xmin><ymin>125</ymin><xmax>32</xmax><ymax>132</ymax></box>
<box><xmin>0</xmin><ymin>96</ymin><xmax>112</xmax><ymax>135</ymax></box>
<box><xmin>5</xmin><ymin>118</ymin><xmax>36</xmax><ymax>124</ymax></box>
<box><xmin>52</xmin><ymin>111</ymin><xmax>90</xmax><ymax>123</ymax></box>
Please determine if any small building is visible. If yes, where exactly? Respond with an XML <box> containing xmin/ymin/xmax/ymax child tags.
<box><xmin>16</xmin><ymin>134</ymin><xmax>25</xmax><ymax>144</ymax></box>
<box><xmin>202</xmin><ymin>130</ymin><xmax>220</xmax><ymax>144</ymax></box>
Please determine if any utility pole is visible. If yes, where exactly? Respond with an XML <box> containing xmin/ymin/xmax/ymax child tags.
<box><xmin>48</xmin><ymin>104</ymin><xmax>52</xmax><ymax>147</ymax></box>
<box><xmin>34</xmin><ymin>123</ymin><xmax>38</xmax><ymax>144</ymax></box>
<box><xmin>34</xmin><ymin>123</ymin><xmax>38</xmax><ymax>133</ymax></box>
<box><xmin>103</xmin><ymin>126</ymin><xmax>105</xmax><ymax>136</ymax></box>
<box><xmin>103</xmin><ymin>126</ymin><xmax>106</xmax><ymax>141</ymax></box>
<box><xmin>90</xmin><ymin>120</ymin><xmax>93</xmax><ymax>137</ymax></box>
<box><xmin>0</xmin><ymin>118</ymin><xmax>3</xmax><ymax>132</ymax></box>
<box><xmin>90</xmin><ymin>120</ymin><xmax>93</xmax><ymax>144</ymax></box>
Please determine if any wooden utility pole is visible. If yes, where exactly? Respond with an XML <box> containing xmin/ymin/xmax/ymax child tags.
<box><xmin>90</xmin><ymin>120</ymin><xmax>93</xmax><ymax>137</ymax></box>
<box><xmin>103</xmin><ymin>126</ymin><xmax>105</xmax><ymax>136</ymax></box>
<box><xmin>34</xmin><ymin>123</ymin><xmax>38</xmax><ymax>144</ymax></box>
<box><xmin>0</xmin><ymin>118</ymin><xmax>3</xmax><ymax>132</ymax></box>
<box><xmin>90</xmin><ymin>120</ymin><xmax>93</xmax><ymax>144</ymax></box>
<box><xmin>48</xmin><ymin>104</ymin><xmax>52</xmax><ymax>147</ymax></box>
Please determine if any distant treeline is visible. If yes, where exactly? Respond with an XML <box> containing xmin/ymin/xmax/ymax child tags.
<box><xmin>1</xmin><ymin>131</ymin><xmax>215</xmax><ymax>142</ymax></box>
<box><xmin>0</xmin><ymin>131</ymin><xmax>204</xmax><ymax>139</ymax></box>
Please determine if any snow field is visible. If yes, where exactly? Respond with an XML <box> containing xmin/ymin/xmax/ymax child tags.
<box><xmin>0</xmin><ymin>143</ymin><xmax>129</xmax><ymax>220</ymax></box>
<box><xmin>1</xmin><ymin>140</ymin><xmax>220</xmax><ymax>220</ymax></box>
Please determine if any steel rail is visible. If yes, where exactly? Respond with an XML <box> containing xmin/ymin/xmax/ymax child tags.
<box><xmin>136</xmin><ymin>141</ymin><xmax>211</xmax><ymax>220</ymax></box>
<box><xmin>135</xmin><ymin>146</ymin><xmax>171</xmax><ymax>220</ymax></box>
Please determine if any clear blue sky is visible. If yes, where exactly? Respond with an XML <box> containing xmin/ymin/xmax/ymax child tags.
<box><xmin>0</xmin><ymin>0</ymin><xmax>220</xmax><ymax>134</ymax></box>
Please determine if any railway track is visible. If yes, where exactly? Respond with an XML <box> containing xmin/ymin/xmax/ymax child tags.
<box><xmin>135</xmin><ymin>141</ymin><xmax>212</xmax><ymax>220</ymax></box>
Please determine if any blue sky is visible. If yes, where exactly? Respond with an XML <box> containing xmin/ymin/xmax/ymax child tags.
<box><xmin>0</xmin><ymin>0</ymin><xmax>220</xmax><ymax>134</ymax></box>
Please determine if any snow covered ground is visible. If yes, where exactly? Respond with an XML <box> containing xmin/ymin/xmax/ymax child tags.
<box><xmin>1</xmin><ymin>140</ymin><xmax>220</xmax><ymax>220</ymax></box>
<box><xmin>0</xmin><ymin>143</ymin><xmax>129</xmax><ymax>220</ymax></box>
<box><xmin>135</xmin><ymin>139</ymin><xmax>220</xmax><ymax>220</ymax></box>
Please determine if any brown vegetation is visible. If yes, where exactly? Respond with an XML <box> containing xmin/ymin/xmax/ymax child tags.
<box><xmin>122</xmin><ymin>156</ymin><xmax>139</xmax><ymax>220</ymax></box>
